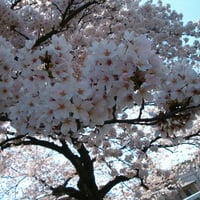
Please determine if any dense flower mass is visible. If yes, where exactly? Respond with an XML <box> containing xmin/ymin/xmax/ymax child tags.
<box><xmin>1</xmin><ymin>30</ymin><xmax>199</xmax><ymax>137</ymax></box>
<box><xmin>0</xmin><ymin>0</ymin><xmax>200</xmax><ymax>199</ymax></box>
<box><xmin>1</xmin><ymin>32</ymin><xmax>164</xmax><ymax>134</ymax></box>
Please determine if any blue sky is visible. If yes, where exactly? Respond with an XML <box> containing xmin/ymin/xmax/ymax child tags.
<box><xmin>141</xmin><ymin>0</ymin><xmax>200</xmax><ymax>23</ymax></box>
<box><xmin>156</xmin><ymin>0</ymin><xmax>200</xmax><ymax>23</ymax></box>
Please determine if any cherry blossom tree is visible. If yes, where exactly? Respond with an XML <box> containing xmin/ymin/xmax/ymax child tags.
<box><xmin>0</xmin><ymin>0</ymin><xmax>200</xmax><ymax>199</ymax></box>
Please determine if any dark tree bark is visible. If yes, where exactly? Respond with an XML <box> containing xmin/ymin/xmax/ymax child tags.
<box><xmin>0</xmin><ymin>135</ymin><xmax>130</xmax><ymax>200</ymax></box>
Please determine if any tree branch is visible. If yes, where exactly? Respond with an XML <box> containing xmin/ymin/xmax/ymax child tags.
<box><xmin>138</xmin><ymin>99</ymin><xmax>145</xmax><ymax>119</ymax></box>
<box><xmin>10</xmin><ymin>0</ymin><xmax>22</xmax><ymax>9</ymax></box>
<box><xmin>51</xmin><ymin>185</ymin><xmax>83</xmax><ymax>199</ymax></box>
<box><xmin>99</xmin><ymin>176</ymin><xmax>130</xmax><ymax>198</ymax></box>
<box><xmin>32</xmin><ymin>1</ymin><xmax>98</xmax><ymax>48</ymax></box>
<box><xmin>0</xmin><ymin>136</ymin><xmax>81</xmax><ymax>171</ymax></box>
<box><xmin>104</xmin><ymin>104</ymin><xmax>200</xmax><ymax>126</ymax></box>
<box><xmin>11</xmin><ymin>27</ymin><xmax>30</xmax><ymax>40</ymax></box>
<box><xmin>32</xmin><ymin>29</ymin><xmax>59</xmax><ymax>48</ymax></box>
<box><xmin>0</xmin><ymin>113</ymin><xmax>10</xmax><ymax>122</ymax></box>
<box><xmin>59</xmin><ymin>1</ymin><xmax>97</xmax><ymax>27</ymax></box>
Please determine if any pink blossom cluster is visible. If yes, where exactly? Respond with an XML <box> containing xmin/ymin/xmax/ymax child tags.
<box><xmin>156</xmin><ymin>61</ymin><xmax>200</xmax><ymax>110</ymax></box>
<box><xmin>0</xmin><ymin>32</ymin><xmax>162</xmax><ymax>135</ymax></box>
<box><xmin>0</xmin><ymin>30</ymin><xmax>199</xmax><ymax>138</ymax></box>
